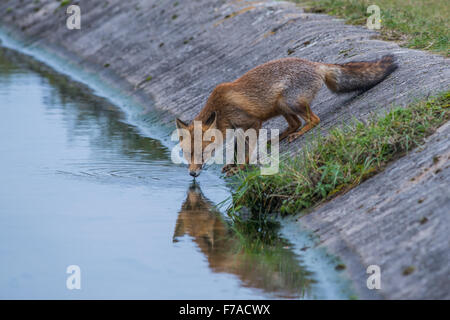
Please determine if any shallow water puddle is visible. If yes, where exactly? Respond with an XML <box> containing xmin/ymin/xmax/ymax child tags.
<box><xmin>0</xmin><ymin>46</ymin><xmax>321</xmax><ymax>299</ymax></box>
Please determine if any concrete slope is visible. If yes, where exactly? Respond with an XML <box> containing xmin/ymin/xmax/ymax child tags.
<box><xmin>1</xmin><ymin>0</ymin><xmax>448</xmax><ymax>299</ymax></box>
<box><xmin>285</xmin><ymin>122</ymin><xmax>450</xmax><ymax>299</ymax></box>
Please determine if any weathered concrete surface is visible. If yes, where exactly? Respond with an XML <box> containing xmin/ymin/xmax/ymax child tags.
<box><xmin>284</xmin><ymin>122</ymin><xmax>450</xmax><ymax>299</ymax></box>
<box><xmin>0</xmin><ymin>0</ymin><xmax>448</xmax><ymax>299</ymax></box>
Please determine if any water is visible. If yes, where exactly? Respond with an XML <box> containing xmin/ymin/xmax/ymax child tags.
<box><xmin>0</xmin><ymin>45</ymin><xmax>324</xmax><ymax>299</ymax></box>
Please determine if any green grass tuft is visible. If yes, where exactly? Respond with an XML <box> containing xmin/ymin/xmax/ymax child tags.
<box><xmin>60</xmin><ymin>0</ymin><xmax>70</xmax><ymax>8</ymax></box>
<box><xmin>229</xmin><ymin>92</ymin><xmax>449</xmax><ymax>216</ymax></box>
<box><xmin>292</xmin><ymin>0</ymin><xmax>449</xmax><ymax>56</ymax></box>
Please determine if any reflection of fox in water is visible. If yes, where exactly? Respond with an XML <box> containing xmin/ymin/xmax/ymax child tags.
<box><xmin>173</xmin><ymin>183</ymin><xmax>313</xmax><ymax>297</ymax></box>
<box><xmin>173</xmin><ymin>183</ymin><xmax>232</xmax><ymax>270</ymax></box>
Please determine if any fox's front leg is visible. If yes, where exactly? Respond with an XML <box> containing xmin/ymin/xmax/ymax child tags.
<box><xmin>221</xmin><ymin>153</ymin><xmax>248</xmax><ymax>175</ymax></box>
<box><xmin>222</xmin><ymin>120</ymin><xmax>260</xmax><ymax>175</ymax></box>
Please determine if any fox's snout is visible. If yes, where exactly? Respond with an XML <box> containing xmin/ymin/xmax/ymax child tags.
<box><xmin>189</xmin><ymin>170</ymin><xmax>200</xmax><ymax>177</ymax></box>
<box><xmin>188</xmin><ymin>164</ymin><xmax>203</xmax><ymax>178</ymax></box>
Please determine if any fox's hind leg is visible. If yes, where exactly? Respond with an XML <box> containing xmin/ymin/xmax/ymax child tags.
<box><xmin>287</xmin><ymin>98</ymin><xmax>320</xmax><ymax>142</ymax></box>
<box><xmin>279</xmin><ymin>113</ymin><xmax>302</xmax><ymax>141</ymax></box>
<box><xmin>281</xmin><ymin>76</ymin><xmax>322</xmax><ymax>142</ymax></box>
<box><xmin>276</xmin><ymin>96</ymin><xmax>302</xmax><ymax>141</ymax></box>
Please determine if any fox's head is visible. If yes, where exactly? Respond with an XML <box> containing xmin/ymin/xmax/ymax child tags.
<box><xmin>175</xmin><ymin>112</ymin><xmax>218</xmax><ymax>177</ymax></box>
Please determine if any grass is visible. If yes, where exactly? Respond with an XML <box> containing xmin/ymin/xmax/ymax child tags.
<box><xmin>229</xmin><ymin>91</ymin><xmax>449</xmax><ymax>216</ymax></box>
<box><xmin>291</xmin><ymin>0</ymin><xmax>449</xmax><ymax>56</ymax></box>
<box><xmin>227</xmin><ymin>209</ymin><xmax>286</xmax><ymax>250</ymax></box>
<box><xmin>60</xmin><ymin>0</ymin><xmax>70</xmax><ymax>7</ymax></box>
<box><xmin>222</xmin><ymin>210</ymin><xmax>316</xmax><ymax>296</ymax></box>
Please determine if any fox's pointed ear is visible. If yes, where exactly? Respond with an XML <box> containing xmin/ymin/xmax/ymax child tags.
<box><xmin>176</xmin><ymin>118</ymin><xmax>188</xmax><ymax>130</ymax></box>
<box><xmin>205</xmin><ymin>111</ymin><xmax>217</xmax><ymax>129</ymax></box>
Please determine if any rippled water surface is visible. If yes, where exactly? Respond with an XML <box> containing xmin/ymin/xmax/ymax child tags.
<box><xmin>0</xmin><ymin>46</ymin><xmax>321</xmax><ymax>299</ymax></box>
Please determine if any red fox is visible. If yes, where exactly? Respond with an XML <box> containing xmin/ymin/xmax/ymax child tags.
<box><xmin>176</xmin><ymin>55</ymin><xmax>397</xmax><ymax>177</ymax></box>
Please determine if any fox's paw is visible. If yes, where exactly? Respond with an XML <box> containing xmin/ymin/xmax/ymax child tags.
<box><xmin>222</xmin><ymin>164</ymin><xmax>247</xmax><ymax>177</ymax></box>
<box><xmin>225</xmin><ymin>165</ymin><xmax>244</xmax><ymax>177</ymax></box>
<box><xmin>221</xmin><ymin>164</ymin><xmax>236</xmax><ymax>174</ymax></box>
<box><xmin>287</xmin><ymin>133</ymin><xmax>300</xmax><ymax>143</ymax></box>
<box><xmin>225</xmin><ymin>167</ymin><xmax>239</xmax><ymax>177</ymax></box>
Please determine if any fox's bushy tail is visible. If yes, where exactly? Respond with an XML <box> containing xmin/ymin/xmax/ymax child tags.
<box><xmin>320</xmin><ymin>55</ymin><xmax>398</xmax><ymax>93</ymax></box>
